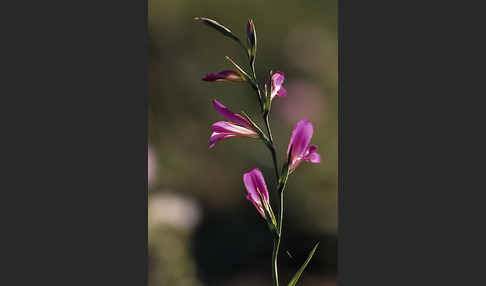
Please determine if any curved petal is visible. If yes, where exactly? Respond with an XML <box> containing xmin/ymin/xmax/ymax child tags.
<box><xmin>289</xmin><ymin>159</ymin><xmax>303</xmax><ymax>174</ymax></box>
<box><xmin>243</xmin><ymin>170</ymin><xmax>261</xmax><ymax>203</ymax></box>
<box><xmin>246</xmin><ymin>194</ymin><xmax>265</xmax><ymax>217</ymax></box>
<box><xmin>305</xmin><ymin>152</ymin><xmax>321</xmax><ymax>163</ymax></box>
<box><xmin>307</xmin><ymin>145</ymin><xmax>318</xmax><ymax>153</ymax></box>
<box><xmin>276</xmin><ymin>86</ymin><xmax>287</xmax><ymax>97</ymax></box>
<box><xmin>270</xmin><ymin>71</ymin><xmax>285</xmax><ymax>99</ymax></box>
<box><xmin>209</xmin><ymin>132</ymin><xmax>236</xmax><ymax>148</ymax></box>
<box><xmin>304</xmin><ymin>145</ymin><xmax>321</xmax><ymax>163</ymax></box>
<box><xmin>212</xmin><ymin>121</ymin><xmax>258</xmax><ymax>137</ymax></box>
<box><xmin>212</xmin><ymin>99</ymin><xmax>251</xmax><ymax>128</ymax></box>
<box><xmin>287</xmin><ymin>120</ymin><xmax>314</xmax><ymax>159</ymax></box>
<box><xmin>246</xmin><ymin>168</ymin><xmax>269</xmax><ymax>202</ymax></box>
<box><xmin>243</xmin><ymin>168</ymin><xmax>270</xmax><ymax>214</ymax></box>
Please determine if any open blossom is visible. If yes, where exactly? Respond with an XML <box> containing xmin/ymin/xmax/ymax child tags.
<box><xmin>287</xmin><ymin>120</ymin><xmax>321</xmax><ymax>173</ymax></box>
<box><xmin>202</xmin><ymin>70</ymin><xmax>244</xmax><ymax>82</ymax></box>
<box><xmin>266</xmin><ymin>71</ymin><xmax>287</xmax><ymax>100</ymax></box>
<box><xmin>209</xmin><ymin>99</ymin><xmax>259</xmax><ymax>148</ymax></box>
<box><xmin>243</xmin><ymin>168</ymin><xmax>271</xmax><ymax>219</ymax></box>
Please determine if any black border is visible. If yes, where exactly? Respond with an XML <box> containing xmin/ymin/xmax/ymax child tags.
<box><xmin>3</xmin><ymin>0</ymin><xmax>148</xmax><ymax>284</ymax></box>
<box><xmin>4</xmin><ymin>0</ymin><xmax>481</xmax><ymax>285</ymax></box>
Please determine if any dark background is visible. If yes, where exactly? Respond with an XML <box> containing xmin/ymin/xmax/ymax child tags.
<box><xmin>148</xmin><ymin>0</ymin><xmax>338</xmax><ymax>285</ymax></box>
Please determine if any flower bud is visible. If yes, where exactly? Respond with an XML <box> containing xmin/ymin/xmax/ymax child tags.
<box><xmin>194</xmin><ymin>17</ymin><xmax>241</xmax><ymax>43</ymax></box>
<box><xmin>247</xmin><ymin>19</ymin><xmax>257</xmax><ymax>65</ymax></box>
<box><xmin>202</xmin><ymin>70</ymin><xmax>244</xmax><ymax>82</ymax></box>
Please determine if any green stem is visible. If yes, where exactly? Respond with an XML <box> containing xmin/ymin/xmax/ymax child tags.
<box><xmin>272</xmin><ymin>236</ymin><xmax>280</xmax><ymax>286</ymax></box>
<box><xmin>272</xmin><ymin>178</ymin><xmax>288</xmax><ymax>286</ymax></box>
<box><xmin>265</xmin><ymin>114</ymin><xmax>283</xmax><ymax>286</ymax></box>
<box><xmin>264</xmin><ymin>113</ymin><xmax>279</xmax><ymax>181</ymax></box>
<box><xmin>247</xmin><ymin>49</ymin><xmax>284</xmax><ymax>286</ymax></box>
<box><xmin>264</xmin><ymin>112</ymin><xmax>274</xmax><ymax>144</ymax></box>
<box><xmin>253</xmin><ymin>75</ymin><xmax>264</xmax><ymax>114</ymax></box>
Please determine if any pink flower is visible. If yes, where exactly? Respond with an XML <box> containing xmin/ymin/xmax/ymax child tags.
<box><xmin>202</xmin><ymin>70</ymin><xmax>244</xmax><ymax>82</ymax></box>
<box><xmin>243</xmin><ymin>168</ymin><xmax>271</xmax><ymax>219</ymax></box>
<box><xmin>287</xmin><ymin>120</ymin><xmax>321</xmax><ymax>173</ymax></box>
<box><xmin>209</xmin><ymin>99</ymin><xmax>259</xmax><ymax>148</ymax></box>
<box><xmin>266</xmin><ymin>71</ymin><xmax>287</xmax><ymax>100</ymax></box>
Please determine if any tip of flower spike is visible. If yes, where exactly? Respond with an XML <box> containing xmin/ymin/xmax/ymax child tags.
<box><xmin>247</xmin><ymin>19</ymin><xmax>254</xmax><ymax>29</ymax></box>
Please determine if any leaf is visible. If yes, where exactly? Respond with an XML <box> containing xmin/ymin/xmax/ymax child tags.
<box><xmin>287</xmin><ymin>242</ymin><xmax>320</xmax><ymax>286</ymax></box>
<box><xmin>194</xmin><ymin>17</ymin><xmax>241</xmax><ymax>43</ymax></box>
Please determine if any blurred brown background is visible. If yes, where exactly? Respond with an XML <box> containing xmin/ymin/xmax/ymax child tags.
<box><xmin>148</xmin><ymin>0</ymin><xmax>337</xmax><ymax>285</ymax></box>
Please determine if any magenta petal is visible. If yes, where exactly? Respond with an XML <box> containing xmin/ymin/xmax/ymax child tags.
<box><xmin>305</xmin><ymin>152</ymin><xmax>321</xmax><ymax>163</ymax></box>
<box><xmin>272</xmin><ymin>72</ymin><xmax>285</xmax><ymax>86</ymax></box>
<box><xmin>243</xmin><ymin>168</ymin><xmax>270</xmax><ymax>218</ymax></box>
<box><xmin>287</xmin><ymin>120</ymin><xmax>314</xmax><ymax>159</ymax></box>
<box><xmin>307</xmin><ymin>144</ymin><xmax>318</xmax><ymax>153</ymax></box>
<box><xmin>270</xmin><ymin>71</ymin><xmax>285</xmax><ymax>99</ymax></box>
<box><xmin>212</xmin><ymin>99</ymin><xmax>251</xmax><ymax>128</ymax></box>
<box><xmin>202</xmin><ymin>70</ymin><xmax>243</xmax><ymax>82</ymax></box>
<box><xmin>250</xmin><ymin>168</ymin><xmax>269</xmax><ymax>201</ymax></box>
<box><xmin>246</xmin><ymin>194</ymin><xmax>265</xmax><ymax>217</ymax></box>
<box><xmin>304</xmin><ymin>145</ymin><xmax>321</xmax><ymax>163</ymax></box>
<box><xmin>276</xmin><ymin>86</ymin><xmax>287</xmax><ymax>97</ymax></box>
<box><xmin>209</xmin><ymin>132</ymin><xmax>236</xmax><ymax>148</ymax></box>
<box><xmin>212</xmin><ymin>121</ymin><xmax>257</xmax><ymax>137</ymax></box>
<box><xmin>243</xmin><ymin>168</ymin><xmax>269</xmax><ymax>202</ymax></box>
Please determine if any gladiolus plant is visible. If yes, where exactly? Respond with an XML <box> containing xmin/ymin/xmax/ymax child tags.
<box><xmin>195</xmin><ymin>17</ymin><xmax>322</xmax><ymax>286</ymax></box>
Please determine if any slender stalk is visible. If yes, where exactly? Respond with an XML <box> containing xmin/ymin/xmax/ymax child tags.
<box><xmin>264</xmin><ymin>113</ymin><xmax>279</xmax><ymax>181</ymax></box>
<box><xmin>272</xmin><ymin>237</ymin><xmax>280</xmax><ymax>286</ymax></box>
<box><xmin>264</xmin><ymin>112</ymin><xmax>274</xmax><ymax>143</ymax></box>
<box><xmin>262</xmin><ymin>106</ymin><xmax>282</xmax><ymax>286</ymax></box>
<box><xmin>272</xmin><ymin>174</ymin><xmax>288</xmax><ymax>286</ymax></box>
<box><xmin>247</xmin><ymin>45</ymin><xmax>283</xmax><ymax>286</ymax></box>
<box><xmin>251</xmin><ymin>68</ymin><xmax>264</xmax><ymax>113</ymax></box>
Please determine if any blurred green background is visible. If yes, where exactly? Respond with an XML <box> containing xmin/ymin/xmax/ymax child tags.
<box><xmin>148</xmin><ymin>0</ymin><xmax>337</xmax><ymax>285</ymax></box>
